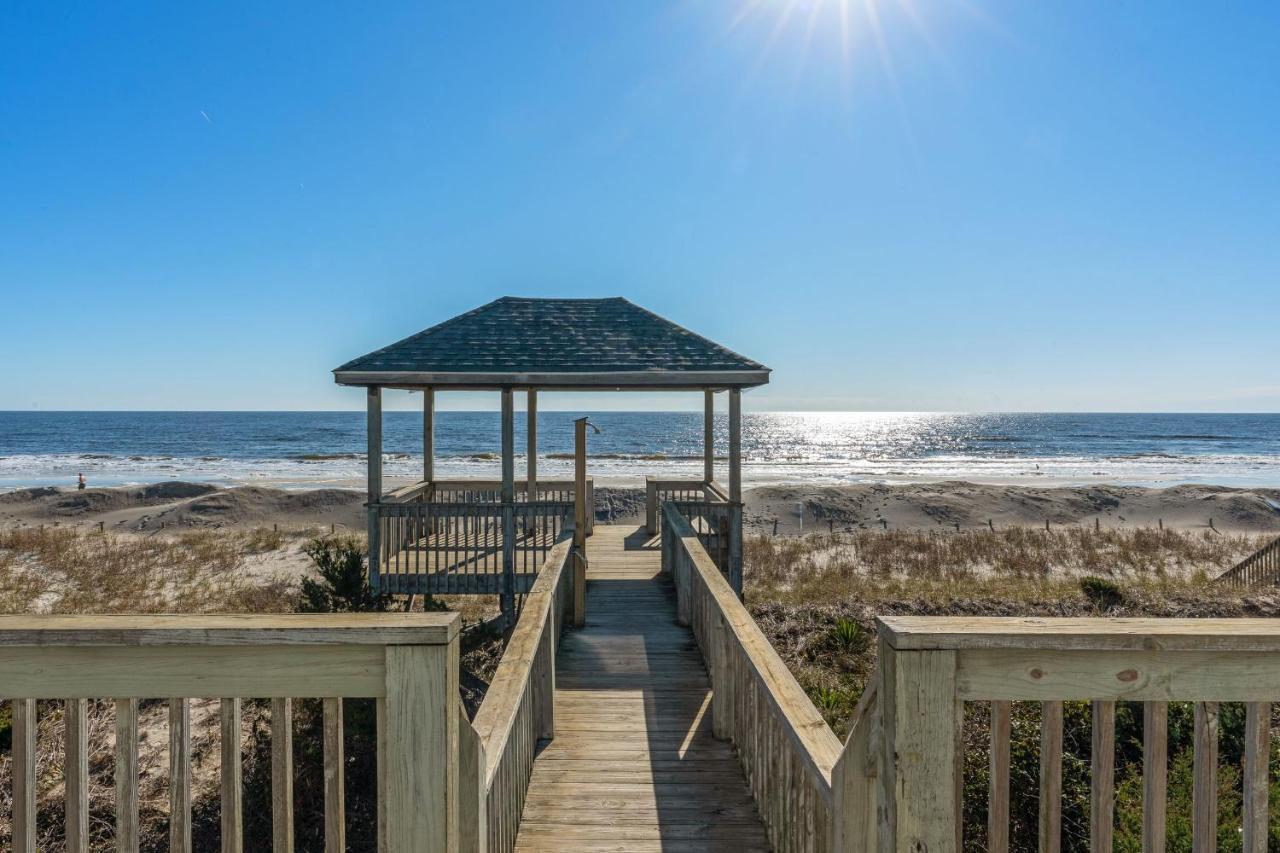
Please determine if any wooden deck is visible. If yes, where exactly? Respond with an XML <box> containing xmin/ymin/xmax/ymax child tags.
<box><xmin>514</xmin><ymin>524</ymin><xmax>770</xmax><ymax>853</ymax></box>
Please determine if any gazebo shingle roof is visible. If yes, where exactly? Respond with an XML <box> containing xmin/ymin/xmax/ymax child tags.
<box><xmin>334</xmin><ymin>297</ymin><xmax>769</xmax><ymax>389</ymax></box>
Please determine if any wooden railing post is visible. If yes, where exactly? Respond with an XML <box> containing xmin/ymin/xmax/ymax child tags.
<box><xmin>534</xmin><ymin>611</ymin><xmax>556</xmax><ymax>739</ymax></box>
<box><xmin>572</xmin><ymin>418</ymin><xmax>589</xmax><ymax>627</ymax></box>
<box><xmin>645</xmin><ymin>478</ymin><xmax>658</xmax><ymax>534</ymax></box>
<box><xmin>458</xmin><ymin>703</ymin><xmax>487</xmax><ymax>853</ymax></box>
<box><xmin>380</xmin><ymin>632</ymin><xmax>461</xmax><ymax>852</ymax></box>
<box><xmin>877</xmin><ymin>639</ymin><xmax>962</xmax><ymax>853</ymax></box>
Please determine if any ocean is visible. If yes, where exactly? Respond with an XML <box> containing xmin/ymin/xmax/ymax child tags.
<box><xmin>1</xmin><ymin>411</ymin><xmax>1278</xmax><ymax>491</ymax></box>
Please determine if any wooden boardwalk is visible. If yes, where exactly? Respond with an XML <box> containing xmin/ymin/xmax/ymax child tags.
<box><xmin>514</xmin><ymin>524</ymin><xmax>770</xmax><ymax>853</ymax></box>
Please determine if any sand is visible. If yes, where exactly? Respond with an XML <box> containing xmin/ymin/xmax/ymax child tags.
<box><xmin>745</xmin><ymin>481</ymin><xmax>1280</xmax><ymax>535</ymax></box>
<box><xmin>0</xmin><ymin>483</ymin><xmax>367</xmax><ymax>533</ymax></box>
<box><xmin>4</xmin><ymin>480</ymin><xmax>1279</xmax><ymax>536</ymax></box>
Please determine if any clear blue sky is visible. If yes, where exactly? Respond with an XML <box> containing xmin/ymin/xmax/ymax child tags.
<box><xmin>3</xmin><ymin>2</ymin><xmax>1278</xmax><ymax>412</ymax></box>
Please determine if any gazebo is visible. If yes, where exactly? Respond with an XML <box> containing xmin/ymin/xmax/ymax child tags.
<box><xmin>334</xmin><ymin>296</ymin><xmax>769</xmax><ymax>617</ymax></box>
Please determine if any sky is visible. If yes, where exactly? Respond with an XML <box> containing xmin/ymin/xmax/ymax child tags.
<box><xmin>2</xmin><ymin>2</ymin><xmax>1279</xmax><ymax>413</ymax></box>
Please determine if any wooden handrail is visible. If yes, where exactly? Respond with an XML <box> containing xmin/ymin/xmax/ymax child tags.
<box><xmin>463</xmin><ymin>523</ymin><xmax>576</xmax><ymax>853</ymax></box>
<box><xmin>0</xmin><ymin>613</ymin><xmax>461</xmax><ymax>853</ymax></box>
<box><xmin>662</xmin><ymin>502</ymin><xmax>843</xmax><ymax>852</ymax></box>
<box><xmin>874</xmin><ymin>616</ymin><xmax>1280</xmax><ymax>853</ymax></box>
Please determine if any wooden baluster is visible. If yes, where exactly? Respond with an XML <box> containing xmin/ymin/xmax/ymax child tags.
<box><xmin>66</xmin><ymin>698</ymin><xmax>89</xmax><ymax>853</ymax></box>
<box><xmin>272</xmin><ymin>698</ymin><xmax>295</xmax><ymax>853</ymax></box>
<box><xmin>1091</xmin><ymin>700</ymin><xmax>1115</xmax><ymax>853</ymax></box>
<box><xmin>989</xmin><ymin>700</ymin><xmax>1011</xmax><ymax>853</ymax></box>
<box><xmin>1142</xmin><ymin>701</ymin><xmax>1167</xmax><ymax>853</ymax></box>
<box><xmin>1039</xmin><ymin>700</ymin><xmax>1063</xmax><ymax>853</ymax></box>
<box><xmin>1244</xmin><ymin>701</ymin><xmax>1270</xmax><ymax>853</ymax></box>
<box><xmin>323</xmin><ymin>697</ymin><xmax>345</xmax><ymax>853</ymax></box>
<box><xmin>116</xmin><ymin>698</ymin><xmax>141</xmax><ymax>853</ymax></box>
<box><xmin>221</xmin><ymin>698</ymin><xmax>243</xmax><ymax>853</ymax></box>
<box><xmin>170</xmin><ymin>698</ymin><xmax>193</xmax><ymax>853</ymax></box>
<box><xmin>13</xmin><ymin>698</ymin><xmax>37</xmax><ymax>853</ymax></box>
<box><xmin>1193</xmin><ymin>701</ymin><xmax>1219</xmax><ymax>852</ymax></box>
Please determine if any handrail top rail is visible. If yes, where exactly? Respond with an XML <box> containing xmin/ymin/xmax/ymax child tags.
<box><xmin>0</xmin><ymin>613</ymin><xmax>460</xmax><ymax>646</ymax></box>
<box><xmin>382</xmin><ymin>477</ymin><xmax>590</xmax><ymax>503</ymax></box>
<box><xmin>879</xmin><ymin>615</ymin><xmax>1280</xmax><ymax>652</ymax></box>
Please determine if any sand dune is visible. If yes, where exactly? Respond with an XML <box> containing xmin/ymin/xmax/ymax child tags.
<box><xmin>0</xmin><ymin>483</ymin><xmax>366</xmax><ymax>532</ymax></box>
<box><xmin>746</xmin><ymin>481</ymin><xmax>1280</xmax><ymax>534</ymax></box>
<box><xmin>4</xmin><ymin>480</ymin><xmax>1280</xmax><ymax>536</ymax></box>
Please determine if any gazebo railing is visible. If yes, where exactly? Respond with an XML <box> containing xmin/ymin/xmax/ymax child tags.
<box><xmin>385</xmin><ymin>478</ymin><xmax>588</xmax><ymax>510</ymax></box>
<box><xmin>647</xmin><ymin>478</ymin><xmax>732</xmax><ymax>571</ymax></box>
<box><xmin>372</xmin><ymin>498</ymin><xmax>572</xmax><ymax>596</ymax></box>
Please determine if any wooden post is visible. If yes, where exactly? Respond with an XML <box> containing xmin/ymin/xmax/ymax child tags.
<box><xmin>423</xmin><ymin>387</ymin><xmax>435</xmax><ymax>485</ymax></box>
<box><xmin>1244</xmin><ymin>702</ymin><xmax>1270</xmax><ymax>853</ymax></box>
<box><xmin>116</xmin><ymin>698</ymin><xmax>140</xmax><ymax>853</ymax></box>
<box><xmin>170</xmin><ymin>698</ymin><xmax>192</xmax><ymax>853</ymax></box>
<box><xmin>12</xmin><ymin>699</ymin><xmax>35</xmax><ymax>853</ymax></box>
<box><xmin>527</xmin><ymin>389</ymin><xmax>538</xmax><ymax>499</ymax></box>
<box><xmin>645</xmin><ymin>478</ymin><xmax>658</xmax><ymax>535</ymax></box>
<box><xmin>501</xmin><ymin>388</ymin><xmax>516</xmax><ymax>619</ymax></box>
<box><xmin>572</xmin><ymin>417</ymin><xmax>588</xmax><ymax>627</ymax></box>
<box><xmin>877</xmin><ymin>641</ymin><xmax>961</xmax><ymax>853</ymax></box>
<box><xmin>66</xmin><ymin>698</ymin><xmax>90</xmax><ymax>853</ymax></box>
<box><xmin>323</xmin><ymin>698</ymin><xmax>345</xmax><ymax>853</ymax></box>
<box><xmin>367</xmin><ymin>387</ymin><xmax>383</xmax><ymax>592</ymax></box>
<box><xmin>380</xmin><ymin>638</ymin><xmax>460</xmax><ymax>853</ymax></box>
<box><xmin>1040</xmin><ymin>701</ymin><xmax>1063</xmax><ymax>853</ymax></box>
<box><xmin>271</xmin><ymin>698</ymin><xmax>295</xmax><ymax>853</ymax></box>
<box><xmin>221</xmin><ymin>698</ymin><xmax>243</xmax><ymax>853</ymax></box>
<box><xmin>728</xmin><ymin>388</ymin><xmax>743</xmax><ymax>596</ymax></box>
<box><xmin>1143</xmin><ymin>701</ymin><xmax>1168</xmax><ymax>853</ymax></box>
<box><xmin>704</xmin><ymin>389</ymin><xmax>715</xmax><ymax>484</ymax></box>
<box><xmin>1193</xmin><ymin>702</ymin><xmax>1219</xmax><ymax>853</ymax></box>
<box><xmin>458</xmin><ymin>703</ymin><xmax>487</xmax><ymax>853</ymax></box>
<box><xmin>534</xmin><ymin>612</ymin><xmax>555</xmax><ymax>739</ymax></box>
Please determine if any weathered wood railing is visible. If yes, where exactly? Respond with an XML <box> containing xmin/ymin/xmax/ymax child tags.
<box><xmin>371</xmin><ymin>478</ymin><xmax>589</xmax><ymax>597</ymax></box>
<box><xmin>645</xmin><ymin>477</ymin><xmax>728</xmax><ymax>534</ymax></box>
<box><xmin>462</xmin><ymin>523</ymin><xmax>576</xmax><ymax>853</ymax></box>
<box><xmin>375</xmin><ymin>500</ymin><xmax>570</xmax><ymax>595</ymax></box>
<box><xmin>1216</xmin><ymin>533</ymin><xmax>1280</xmax><ymax>587</ymax></box>
<box><xmin>385</xmin><ymin>478</ymin><xmax>592</xmax><ymax>523</ymax></box>
<box><xmin>875</xmin><ymin>616</ymin><xmax>1280</xmax><ymax>853</ymax></box>
<box><xmin>1</xmin><ymin>613</ymin><xmax>461</xmax><ymax>852</ymax></box>
<box><xmin>663</xmin><ymin>502</ymin><xmax>1280</xmax><ymax>852</ymax></box>
<box><xmin>662</xmin><ymin>503</ymin><xmax>850</xmax><ymax>852</ymax></box>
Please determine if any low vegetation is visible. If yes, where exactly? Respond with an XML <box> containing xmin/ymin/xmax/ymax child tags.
<box><xmin>745</xmin><ymin>528</ymin><xmax>1280</xmax><ymax>852</ymax></box>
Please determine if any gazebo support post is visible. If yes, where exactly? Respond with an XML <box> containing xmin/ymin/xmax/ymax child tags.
<box><xmin>527</xmin><ymin>390</ymin><xmax>537</xmax><ymax>500</ymax></box>
<box><xmin>728</xmin><ymin>389</ymin><xmax>742</xmax><ymax>597</ymax></box>
<box><xmin>367</xmin><ymin>387</ymin><xmax>383</xmax><ymax>593</ymax></box>
<box><xmin>500</xmin><ymin>388</ymin><xmax>516</xmax><ymax>620</ymax></box>
<box><xmin>423</xmin><ymin>388</ymin><xmax>434</xmax><ymax>488</ymax></box>
<box><xmin>703</xmin><ymin>389</ymin><xmax>715</xmax><ymax>485</ymax></box>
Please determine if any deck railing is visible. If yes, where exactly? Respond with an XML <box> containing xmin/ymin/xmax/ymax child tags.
<box><xmin>0</xmin><ymin>613</ymin><xmax>461</xmax><ymax>852</ymax></box>
<box><xmin>1216</xmin><ymin>534</ymin><xmax>1280</xmax><ymax>587</ymax></box>
<box><xmin>649</xmin><ymin>478</ymin><xmax>732</xmax><ymax>576</ymax></box>
<box><xmin>462</xmin><ymin>523</ymin><xmax>576</xmax><ymax>853</ymax></box>
<box><xmin>663</xmin><ymin>501</ymin><xmax>1280</xmax><ymax>853</ymax></box>
<box><xmin>370</xmin><ymin>477</ymin><xmax>589</xmax><ymax>597</ymax></box>
<box><xmin>662</xmin><ymin>503</ymin><xmax>845</xmax><ymax>852</ymax></box>
<box><xmin>875</xmin><ymin>616</ymin><xmax>1280</xmax><ymax>853</ymax></box>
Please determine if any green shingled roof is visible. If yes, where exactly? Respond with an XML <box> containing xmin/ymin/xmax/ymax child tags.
<box><xmin>333</xmin><ymin>297</ymin><xmax>769</xmax><ymax>389</ymax></box>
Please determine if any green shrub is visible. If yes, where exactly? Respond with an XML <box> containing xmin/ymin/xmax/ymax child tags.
<box><xmin>829</xmin><ymin>617</ymin><xmax>870</xmax><ymax>654</ymax></box>
<box><xmin>1080</xmin><ymin>575</ymin><xmax>1125</xmax><ymax>610</ymax></box>
<box><xmin>299</xmin><ymin>536</ymin><xmax>389</xmax><ymax>613</ymax></box>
